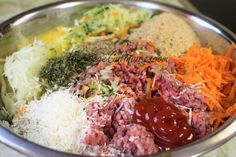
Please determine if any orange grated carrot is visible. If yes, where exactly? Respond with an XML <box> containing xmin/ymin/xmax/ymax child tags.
<box><xmin>225</xmin><ymin>44</ymin><xmax>236</xmax><ymax>58</ymax></box>
<box><xmin>118</xmin><ymin>27</ymin><xmax>129</xmax><ymax>39</ymax></box>
<box><xmin>111</xmin><ymin>11</ymin><xmax>119</xmax><ymax>17</ymax></box>
<box><xmin>172</xmin><ymin>43</ymin><xmax>236</xmax><ymax>129</ymax></box>
<box><xmin>110</xmin><ymin>34</ymin><xmax>116</xmax><ymax>40</ymax></box>
<box><xmin>82</xmin><ymin>16</ymin><xmax>89</xmax><ymax>22</ymax></box>
<box><xmin>119</xmin><ymin>86</ymin><xmax>137</xmax><ymax>99</ymax></box>
<box><xmin>98</xmin><ymin>62</ymin><xmax>105</xmax><ymax>69</ymax></box>
<box><xmin>110</xmin><ymin>62</ymin><xmax>118</xmax><ymax>68</ymax></box>
<box><xmin>17</xmin><ymin>105</ymin><xmax>28</xmax><ymax>115</ymax></box>
<box><xmin>99</xmin><ymin>31</ymin><xmax>106</xmax><ymax>36</ymax></box>
<box><xmin>145</xmin><ymin>78</ymin><xmax>153</xmax><ymax>97</ymax></box>
<box><xmin>139</xmin><ymin>61</ymin><xmax>165</xmax><ymax>72</ymax></box>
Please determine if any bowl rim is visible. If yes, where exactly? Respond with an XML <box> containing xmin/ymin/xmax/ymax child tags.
<box><xmin>0</xmin><ymin>0</ymin><xmax>235</xmax><ymax>157</ymax></box>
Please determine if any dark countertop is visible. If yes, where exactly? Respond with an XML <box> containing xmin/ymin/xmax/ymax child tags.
<box><xmin>189</xmin><ymin>0</ymin><xmax>236</xmax><ymax>33</ymax></box>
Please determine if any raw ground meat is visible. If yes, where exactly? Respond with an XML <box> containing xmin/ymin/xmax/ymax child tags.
<box><xmin>84</xmin><ymin>128</ymin><xmax>109</xmax><ymax>146</ymax></box>
<box><xmin>153</xmin><ymin>70</ymin><xmax>213</xmax><ymax>137</ymax></box>
<box><xmin>112</xmin><ymin>62</ymin><xmax>147</xmax><ymax>97</ymax></box>
<box><xmin>84</xmin><ymin>97</ymin><xmax>138</xmax><ymax>148</ymax></box>
<box><xmin>115</xmin><ymin>40</ymin><xmax>157</xmax><ymax>54</ymax></box>
<box><xmin>84</xmin><ymin>100</ymin><xmax>114</xmax><ymax>146</ymax></box>
<box><xmin>192</xmin><ymin>111</ymin><xmax>213</xmax><ymax>138</ymax></box>
<box><xmin>83</xmin><ymin>96</ymin><xmax>160</xmax><ymax>156</ymax></box>
<box><xmin>112</xmin><ymin>97</ymin><xmax>137</xmax><ymax>130</ymax></box>
<box><xmin>82</xmin><ymin>65</ymin><xmax>213</xmax><ymax>155</ymax></box>
<box><xmin>76</xmin><ymin>41</ymin><xmax>214</xmax><ymax>156</ymax></box>
<box><xmin>112</xmin><ymin>124</ymin><xmax>159</xmax><ymax>156</ymax></box>
<box><xmin>154</xmin><ymin>70</ymin><xmax>207</xmax><ymax>111</ymax></box>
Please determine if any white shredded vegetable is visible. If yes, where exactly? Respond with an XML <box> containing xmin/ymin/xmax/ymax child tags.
<box><xmin>3</xmin><ymin>41</ymin><xmax>49</xmax><ymax>113</ymax></box>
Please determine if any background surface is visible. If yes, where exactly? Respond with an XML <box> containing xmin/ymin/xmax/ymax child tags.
<box><xmin>189</xmin><ymin>0</ymin><xmax>236</xmax><ymax>33</ymax></box>
<box><xmin>0</xmin><ymin>0</ymin><xmax>235</xmax><ymax>157</ymax></box>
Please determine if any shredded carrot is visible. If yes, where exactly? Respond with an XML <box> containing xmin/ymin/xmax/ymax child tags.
<box><xmin>110</xmin><ymin>34</ymin><xmax>116</xmax><ymax>40</ymax></box>
<box><xmin>145</xmin><ymin>78</ymin><xmax>153</xmax><ymax>97</ymax></box>
<box><xmin>181</xmin><ymin>109</ymin><xmax>189</xmax><ymax>117</ymax></box>
<box><xmin>122</xmin><ymin>87</ymin><xmax>133</xmax><ymax>94</ymax></box>
<box><xmin>145</xmin><ymin>78</ymin><xmax>153</xmax><ymax>86</ymax></box>
<box><xmin>139</xmin><ymin>61</ymin><xmax>165</xmax><ymax>72</ymax></box>
<box><xmin>110</xmin><ymin>62</ymin><xmax>118</xmax><ymax>68</ymax></box>
<box><xmin>224</xmin><ymin>103</ymin><xmax>236</xmax><ymax>118</ymax></box>
<box><xmin>121</xmin><ymin>61</ymin><xmax>128</xmax><ymax>67</ymax></box>
<box><xmin>233</xmin><ymin>66</ymin><xmax>236</xmax><ymax>74</ymax></box>
<box><xmin>228</xmin><ymin>81</ymin><xmax>236</xmax><ymax>102</ymax></box>
<box><xmin>99</xmin><ymin>31</ymin><xmax>106</xmax><ymax>36</ymax></box>
<box><xmin>119</xmin><ymin>27</ymin><xmax>129</xmax><ymax>39</ymax></box>
<box><xmin>17</xmin><ymin>105</ymin><xmax>28</xmax><ymax>115</ymax></box>
<box><xmin>98</xmin><ymin>62</ymin><xmax>105</xmax><ymax>69</ymax></box>
<box><xmin>82</xmin><ymin>16</ymin><xmax>89</xmax><ymax>22</ymax></box>
<box><xmin>172</xmin><ymin>44</ymin><xmax>236</xmax><ymax>129</ymax></box>
<box><xmin>225</xmin><ymin>44</ymin><xmax>236</xmax><ymax>58</ymax></box>
<box><xmin>119</xmin><ymin>86</ymin><xmax>137</xmax><ymax>99</ymax></box>
<box><xmin>139</xmin><ymin>63</ymin><xmax>152</xmax><ymax>72</ymax></box>
<box><xmin>111</xmin><ymin>11</ymin><xmax>119</xmax><ymax>17</ymax></box>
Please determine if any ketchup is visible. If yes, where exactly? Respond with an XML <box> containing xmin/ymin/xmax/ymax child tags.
<box><xmin>133</xmin><ymin>97</ymin><xmax>196</xmax><ymax>151</ymax></box>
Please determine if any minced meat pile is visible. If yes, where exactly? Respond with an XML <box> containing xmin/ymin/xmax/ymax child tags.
<box><xmin>70</xmin><ymin>40</ymin><xmax>213</xmax><ymax>156</ymax></box>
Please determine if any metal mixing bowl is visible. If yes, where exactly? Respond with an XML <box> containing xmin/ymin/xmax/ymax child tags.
<box><xmin>0</xmin><ymin>1</ymin><xmax>235</xmax><ymax>157</ymax></box>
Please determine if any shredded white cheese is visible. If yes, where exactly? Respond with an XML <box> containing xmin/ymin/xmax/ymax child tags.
<box><xmin>12</xmin><ymin>89</ymin><xmax>89</xmax><ymax>153</ymax></box>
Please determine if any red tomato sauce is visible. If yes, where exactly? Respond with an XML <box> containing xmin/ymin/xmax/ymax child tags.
<box><xmin>133</xmin><ymin>96</ymin><xmax>196</xmax><ymax>151</ymax></box>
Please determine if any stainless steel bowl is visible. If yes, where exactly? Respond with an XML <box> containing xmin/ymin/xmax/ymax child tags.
<box><xmin>0</xmin><ymin>1</ymin><xmax>235</xmax><ymax>157</ymax></box>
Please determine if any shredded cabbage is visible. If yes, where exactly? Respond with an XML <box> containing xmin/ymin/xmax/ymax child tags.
<box><xmin>83</xmin><ymin>4</ymin><xmax>151</xmax><ymax>35</ymax></box>
<box><xmin>69</xmin><ymin>4</ymin><xmax>151</xmax><ymax>47</ymax></box>
<box><xmin>3</xmin><ymin>41</ymin><xmax>49</xmax><ymax>112</ymax></box>
<box><xmin>1</xmin><ymin>76</ymin><xmax>17</xmax><ymax>115</ymax></box>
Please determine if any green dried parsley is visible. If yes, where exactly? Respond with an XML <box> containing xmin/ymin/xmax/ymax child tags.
<box><xmin>39</xmin><ymin>41</ymin><xmax>115</xmax><ymax>88</ymax></box>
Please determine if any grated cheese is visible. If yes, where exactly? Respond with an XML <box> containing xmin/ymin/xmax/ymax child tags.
<box><xmin>12</xmin><ymin>89</ymin><xmax>89</xmax><ymax>153</ymax></box>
